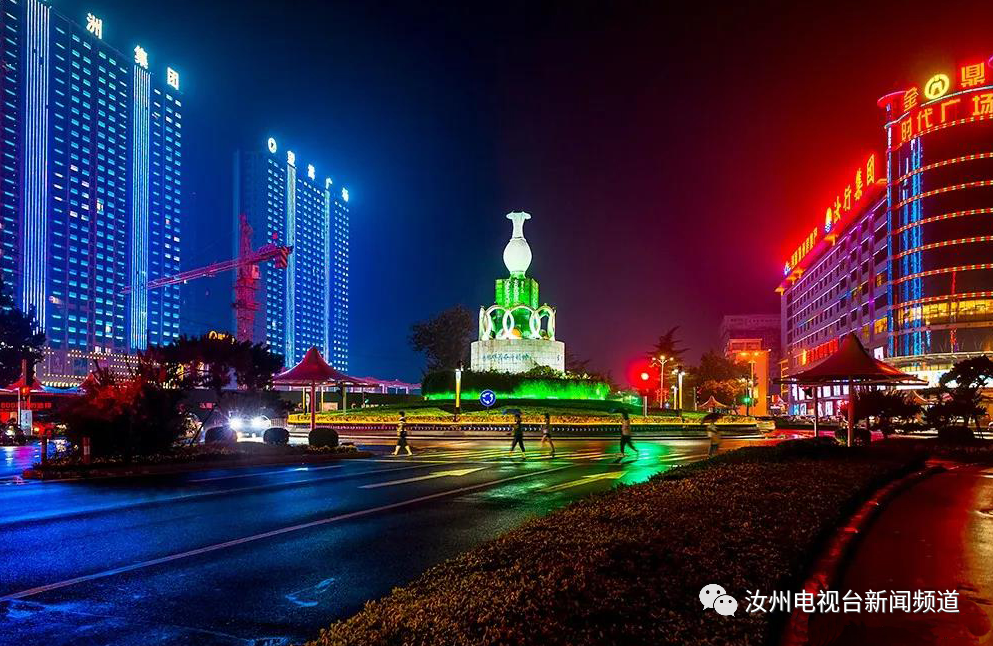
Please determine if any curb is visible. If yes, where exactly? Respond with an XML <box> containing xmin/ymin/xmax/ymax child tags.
<box><xmin>780</xmin><ymin>463</ymin><xmax>945</xmax><ymax>646</ymax></box>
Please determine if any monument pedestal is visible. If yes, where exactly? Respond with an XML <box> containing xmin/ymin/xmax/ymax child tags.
<box><xmin>470</xmin><ymin>338</ymin><xmax>565</xmax><ymax>373</ymax></box>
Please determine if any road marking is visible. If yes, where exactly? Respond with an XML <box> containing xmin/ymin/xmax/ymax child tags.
<box><xmin>542</xmin><ymin>471</ymin><xmax>626</xmax><ymax>492</ymax></box>
<box><xmin>658</xmin><ymin>453</ymin><xmax>700</xmax><ymax>462</ymax></box>
<box><xmin>0</xmin><ymin>465</ymin><xmax>572</xmax><ymax>600</ymax></box>
<box><xmin>0</xmin><ymin>464</ymin><xmax>434</xmax><ymax>528</ymax></box>
<box><xmin>190</xmin><ymin>464</ymin><xmax>345</xmax><ymax>482</ymax></box>
<box><xmin>359</xmin><ymin>467</ymin><xmax>486</xmax><ymax>489</ymax></box>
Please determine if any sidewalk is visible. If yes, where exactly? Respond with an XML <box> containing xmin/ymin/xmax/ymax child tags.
<box><xmin>818</xmin><ymin>465</ymin><xmax>993</xmax><ymax>645</ymax></box>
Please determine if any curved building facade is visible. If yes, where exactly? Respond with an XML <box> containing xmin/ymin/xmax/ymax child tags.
<box><xmin>882</xmin><ymin>69</ymin><xmax>993</xmax><ymax>379</ymax></box>
<box><xmin>780</xmin><ymin>56</ymin><xmax>993</xmax><ymax>413</ymax></box>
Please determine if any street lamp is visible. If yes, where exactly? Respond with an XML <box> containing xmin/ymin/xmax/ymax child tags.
<box><xmin>651</xmin><ymin>355</ymin><xmax>671</xmax><ymax>410</ymax></box>
<box><xmin>454</xmin><ymin>366</ymin><xmax>463</xmax><ymax>421</ymax></box>
<box><xmin>738</xmin><ymin>352</ymin><xmax>757</xmax><ymax>416</ymax></box>
<box><xmin>670</xmin><ymin>384</ymin><xmax>677</xmax><ymax>408</ymax></box>
<box><xmin>672</xmin><ymin>366</ymin><xmax>685</xmax><ymax>410</ymax></box>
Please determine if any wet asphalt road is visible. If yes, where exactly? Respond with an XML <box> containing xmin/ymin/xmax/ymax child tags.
<box><xmin>0</xmin><ymin>437</ymin><xmax>767</xmax><ymax>646</ymax></box>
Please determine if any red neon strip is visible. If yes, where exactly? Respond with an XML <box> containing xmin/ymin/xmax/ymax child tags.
<box><xmin>892</xmin><ymin>207</ymin><xmax>993</xmax><ymax>235</ymax></box>
<box><xmin>888</xmin><ymin>113</ymin><xmax>993</xmax><ymax>152</ymax></box>
<box><xmin>891</xmin><ymin>235</ymin><xmax>993</xmax><ymax>260</ymax></box>
<box><xmin>893</xmin><ymin>179</ymin><xmax>993</xmax><ymax>210</ymax></box>
<box><xmin>894</xmin><ymin>152</ymin><xmax>993</xmax><ymax>184</ymax></box>
<box><xmin>893</xmin><ymin>263</ymin><xmax>993</xmax><ymax>285</ymax></box>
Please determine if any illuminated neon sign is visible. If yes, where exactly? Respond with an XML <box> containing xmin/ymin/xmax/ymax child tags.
<box><xmin>85</xmin><ymin>13</ymin><xmax>103</xmax><ymax>39</ymax></box>
<box><xmin>881</xmin><ymin>57</ymin><xmax>993</xmax><ymax>149</ymax></box>
<box><xmin>783</xmin><ymin>153</ymin><xmax>882</xmax><ymax>275</ymax></box>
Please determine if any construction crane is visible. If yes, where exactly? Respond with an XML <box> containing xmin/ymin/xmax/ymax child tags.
<box><xmin>123</xmin><ymin>214</ymin><xmax>292</xmax><ymax>342</ymax></box>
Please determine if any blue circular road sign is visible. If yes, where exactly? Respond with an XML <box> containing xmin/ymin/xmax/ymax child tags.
<box><xmin>479</xmin><ymin>389</ymin><xmax>496</xmax><ymax>408</ymax></box>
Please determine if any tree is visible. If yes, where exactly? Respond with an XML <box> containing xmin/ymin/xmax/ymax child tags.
<box><xmin>60</xmin><ymin>352</ymin><xmax>188</xmax><ymax>459</ymax></box>
<box><xmin>409</xmin><ymin>305</ymin><xmax>474</xmax><ymax>372</ymax></box>
<box><xmin>690</xmin><ymin>350</ymin><xmax>748</xmax><ymax>405</ymax></box>
<box><xmin>0</xmin><ymin>273</ymin><xmax>45</xmax><ymax>386</ymax></box>
<box><xmin>848</xmin><ymin>387</ymin><xmax>921</xmax><ymax>437</ymax></box>
<box><xmin>154</xmin><ymin>334</ymin><xmax>284</xmax><ymax>396</ymax></box>
<box><xmin>648</xmin><ymin>327</ymin><xmax>687</xmax><ymax>363</ymax></box>
<box><xmin>928</xmin><ymin>355</ymin><xmax>993</xmax><ymax>434</ymax></box>
<box><xmin>564</xmin><ymin>349</ymin><xmax>591</xmax><ymax>376</ymax></box>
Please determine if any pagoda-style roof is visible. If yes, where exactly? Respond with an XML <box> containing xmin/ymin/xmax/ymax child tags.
<box><xmin>779</xmin><ymin>333</ymin><xmax>925</xmax><ymax>385</ymax></box>
<box><xmin>698</xmin><ymin>395</ymin><xmax>730</xmax><ymax>410</ymax></box>
<box><xmin>273</xmin><ymin>347</ymin><xmax>367</xmax><ymax>386</ymax></box>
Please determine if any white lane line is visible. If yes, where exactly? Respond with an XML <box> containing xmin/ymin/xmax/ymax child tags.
<box><xmin>0</xmin><ymin>464</ymin><xmax>434</xmax><ymax>528</ymax></box>
<box><xmin>0</xmin><ymin>464</ymin><xmax>573</xmax><ymax>601</ymax></box>
<box><xmin>190</xmin><ymin>464</ymin><xmax>345</xmax><ymax>483</ymax></box>
<box><xmin>359</xmin><ymin>467</ymin><xmax>487</xmax><ymax>489</ymax></box>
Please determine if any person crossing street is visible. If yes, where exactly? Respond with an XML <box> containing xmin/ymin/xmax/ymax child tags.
<box><xmin>509</xmin><ymin>412</ymin><xmax>526</xmax><ymax>459</ymax></box>
<box><xmin>540</xmin><ymin>412</ymin><xmax>556</xmax><ymax>458</ymax></box>
<box><xmin>393</xmin><ymin>411</ymin><xmax>412</xmax><ymax>456</ymax></box>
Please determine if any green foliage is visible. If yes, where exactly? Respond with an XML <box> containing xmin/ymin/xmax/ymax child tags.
<box><xmin>152</xmin><ymin>334</ymin><xmax>284</xmax><ymax>394</ymax></box>
<box><xmin>204</xmin><ymin>426</ymin><xmax>236</xmax><ymax>444</ymax></box>
<box><xmin>648</xmin><ymin>326</ymin><xmax>687</xmax><ymax>362</ymax></box>
<box><xmin>421</xmin><ymin>369</ymin><xmax>612</xmax><ymax>401</ymax></box>
<box><xmin>263</xmin><ymin>427</ymin><xmax>290</xmax><ymax>445</ymax></box>
<box><xmin>309</xmin><ymin>427</ymin><xmax>339</xmax><ymax>448</ymax></box>
<box><xmin>409</xmin><ymin>305</ymin><xmax>475</xmax><ymax>372</ymax></box>
<box><xmin>59</xmin><ymin>354</ymin><xmax>187</xmax><ymax>458</ymax></box>
<box><xmin>691</xmin><ymin>350</ymin><xmax>748</xmax><ymax>405</ymax></box>
<box><xmin>849</xmin><ymin>387</ymin><xmax>921</xmax><ymax>437</ymax></box>
<box><xmin>939</xmin><ymin>355</ymin><xmax>993</xmax><ymax>390</ymax></box>
<box><xmin>0</xmin><ymin>272</ymin><xmax>45</xmax><ymax>387</ymax></box>
<box><xmin>937</xmin><ymin>426</ymin><xmax>975</xmax><ymax>443</ymax></box>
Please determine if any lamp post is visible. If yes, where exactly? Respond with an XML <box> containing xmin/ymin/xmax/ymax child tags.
<box><xmin>674</xmin><ymin>367</ymin><xmax>685</xmax><ymax>410</ymax></box>
<box><xmin>738</xmin><ymin>352</ymin><xmax>757</xmax><ymax>416</ymax></box>
<box><xmin>671</xmin><ymin>384</ymin><xmax>677</xmax><ymax>408</ymax></box>
<box><xmin>652</xmin><ymin>355</ymin><xmax>670</xmax><ymax>409</ymax></box>
<box><xmin>454</xmin><ymin>366</ymin><xmax>463</xmax><ymax>421</ymax></box>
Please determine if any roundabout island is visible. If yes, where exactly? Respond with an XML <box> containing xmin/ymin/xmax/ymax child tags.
<box><xmin>289</xmin><ymin>211</ymin><xmax>768</xmax><ymax>439</ymax></box>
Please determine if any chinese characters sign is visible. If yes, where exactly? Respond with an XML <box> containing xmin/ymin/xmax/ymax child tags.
<box><xmin>783</xmin><ymin>153</ymin><xmax>882</xmax><ymax>276</ymax></box>
<box><xmin>884</xmin><ymin>57</ymin><xmax>993</xmax><ymax>149</ymax></box>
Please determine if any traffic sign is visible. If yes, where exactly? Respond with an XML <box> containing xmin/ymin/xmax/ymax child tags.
<box><xmin>479</xmin><ymin>389</ymin><xmax>496</xmax><ymax>407</ymax></box>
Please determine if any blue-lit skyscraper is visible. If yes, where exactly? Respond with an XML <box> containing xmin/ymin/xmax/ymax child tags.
<box><xmin>234</xmin><ymin>138</ymin><xmax>349</xmax><ymax>368</ymax></box>
<box><xmin>0</xmin><ymin>1</ymin><xmax>181</xmax><ymax>358</ymax></box>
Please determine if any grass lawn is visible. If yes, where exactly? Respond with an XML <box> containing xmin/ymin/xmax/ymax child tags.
<box><xmin>304</xmin><ymin>439</ymin><xmax>924</xmax><ymax>646</ymax></box>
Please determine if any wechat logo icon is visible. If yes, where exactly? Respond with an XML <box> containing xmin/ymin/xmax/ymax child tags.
<box><xmin>700</xmin><ymin>584</ymin><xmax>738</xmax><ymax>617</ymax></box>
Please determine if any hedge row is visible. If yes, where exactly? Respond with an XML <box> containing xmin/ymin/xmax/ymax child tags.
<box><xmin>421</xmin><ymin>369</ymin><xmax>610</xmax><ymax>398</ymax></box>
<box><xmin>305</xmin><ymin>439</ymin><xmax>922</xmax><ymax>646</ymax></box>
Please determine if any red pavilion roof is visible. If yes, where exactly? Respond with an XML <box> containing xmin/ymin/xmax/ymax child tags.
<box><xmin>782</xmin><ymin>333</ymin><xmax>925</xmax><ymax>385</ymax></box>
<box><xmin>273</xmin><ymin>347</ymin><xmax>368</xmax><ymax>386</ymax></box>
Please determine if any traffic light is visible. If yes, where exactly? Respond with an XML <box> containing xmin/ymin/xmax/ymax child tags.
<box><xmin>742</xmin><ymin>395</ymin><xmax>752</xmax><ymax>404</ymax></box>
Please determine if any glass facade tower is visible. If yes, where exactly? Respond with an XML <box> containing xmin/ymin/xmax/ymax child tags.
<box><xmin>234</xmin><ymin>139</ymin><xmax>349</xmax><ymax>368</ymax></box>
<box><xmin>0</xmin><ymin>0</ymin><xmax>181</xmax><ymax>353</ymax></box>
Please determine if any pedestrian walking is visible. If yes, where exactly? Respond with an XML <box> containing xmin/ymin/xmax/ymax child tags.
<box><xmin>619</xmin><ymin>410</ymin><xmax>636</xmax><ymax>456</ymax></box>
<box><xmin>509</xmin><ymin>412</ymin><xmax>526</xmax><ymax>458</ymax></box>
<box><xmin>707</xmin><ymin>420</ymin><xmax>722</xmax><ymax>456</ymax></box>
<box><xmin>540</xmin><ymin>412</ymin><xmax>556</xmax><ymax>457</ymax></box>
<box><xmin>393</xmin><ymin>411</ymin><xmax>412</xmax><ymax>456</ymax></box>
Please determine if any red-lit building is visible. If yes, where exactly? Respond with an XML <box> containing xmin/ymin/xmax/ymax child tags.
<box><xmin>779</xmin><ymin>56</ymin><xmax>993</xmax><ymax>415</ymax></box>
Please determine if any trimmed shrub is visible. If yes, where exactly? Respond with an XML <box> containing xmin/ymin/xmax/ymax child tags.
<box><xmin>204</xmin><ymin>426</ymin><xmax>236</xmax><ymax>444</ymax></box>
<box><xmin>263</xmin><ymin>427</ymin><xmax>289</xmax><ymax>445</ymax></box>
<box><xmin>937</xmin><ymin>426</ymin><xmax>975</xmax><ymax>443</ymax></box>
<box><xmin>309</xmin><ymin>427</ymin><xmax>339</xmax><ymax>448</ymax></box>
<box><xmin>834</xmin><ymin>425</ymin><xmax>871</xmax><ymax>446</ymax></box>
<box><xmin>421</xmin><ymin>369</ymin><xmax>612</xmax><ymax>401</ymax></box>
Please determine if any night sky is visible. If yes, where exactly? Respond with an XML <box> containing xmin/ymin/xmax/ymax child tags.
<box><xmin>58</xmin><ymin>0</ymin><xmax>993</xmax><ymax>381</ymax></box>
